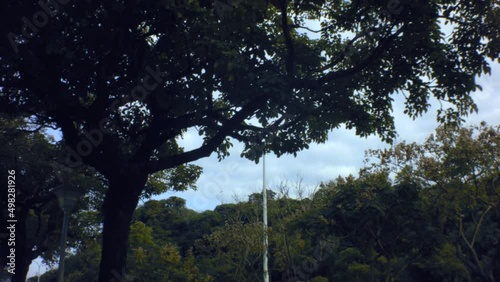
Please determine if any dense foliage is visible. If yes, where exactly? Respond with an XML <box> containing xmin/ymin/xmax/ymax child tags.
<box><xmin>0</xmin><ymin>117</ymin><xmax>106</xmax><ymax>281</ymax></box>
<box><xmin>31</xmin><ymin>123</ymin><xmax>500</xmax><ymax>281</ymax></box>
<box><xmin>1</xmin><ymin>0</ymin><xmax>498</xmax><ymax>278</ymax></box>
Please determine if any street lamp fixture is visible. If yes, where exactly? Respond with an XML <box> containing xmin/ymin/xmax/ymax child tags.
<box><xmin>52</xmin><ymin>184</ymin><xmax>84</xmax><ymax>282</ymax></box>
<box><xmin>53</xmin><ymin>184</ymin><xmax>83</xmax><ymax>213</ymax></box>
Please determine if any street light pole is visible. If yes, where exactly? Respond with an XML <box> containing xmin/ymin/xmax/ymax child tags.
<box><xmin>52</xmin><ymin>184</ymin><xmax>83</xmax><ymax>282</ymax></box>
<box><xmin>33</xmin><ymin>261</ymin><xmax>41</xmax><ymax>282</ymax></box>
<box><xmin>58</xmin><ymin>210</ymin><xmax>70</xmax><ymax>282</ymax></box>
<box><xmin>263</xmin><ymin>146</ymin><xmax>269</xmax><ymax>282</ymax></box>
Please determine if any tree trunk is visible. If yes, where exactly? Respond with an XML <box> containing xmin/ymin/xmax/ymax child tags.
<box><xmin>11</xmin><ymin>208</ymin><xmax>29</xmax><ymax>282</ymax></box>
<box><xmin>97</xmin><ymin>172</ymin><xmax>148</xmax><ymax>282</ymax></box>
<box><xmin>11</xmin><ymin>258</ymin><xmax>30</xmax><ymax>282</ymax></box>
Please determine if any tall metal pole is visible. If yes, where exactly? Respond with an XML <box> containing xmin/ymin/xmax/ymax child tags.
<box><xmin>34</xmin><ymin>260</ymin><xmax>41</xmax><ymax>282</ymax></box>
<box><xmin>263</xmin><ymin>149</ymin><xmax>270</xmax><ymax>282</ymax></box>
<box><xmin>53</xmin><ymin>184</ymin><xmax>83</xmax><ymax>282</ymax></box>
<box><xmin>58</xmin><ymin>210</ymin><xmax>69</xmax><ymax>282</ymax></box>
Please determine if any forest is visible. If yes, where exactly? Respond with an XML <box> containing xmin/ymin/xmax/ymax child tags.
<box><xmin>2</xmin><ymin>120</ymin><xmax>498</xmax><ymax>282</ymax></box>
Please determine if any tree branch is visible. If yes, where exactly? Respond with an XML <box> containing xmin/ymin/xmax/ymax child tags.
<box><xmin>471</xmin><ymin>205</ymin><xmax>492</xmax><ymax>248</ymax></box>
<box><xmin>145</xmin><ymin>95</ymin><xmax>269</xmax><ymax>173</ymax></box>
<box><xmin>281</xmin><ymin>1</ymin><xmax>296</xmax><ymax>78</ymax></box>
<box><xmin>458</xmin><ymin>216</ymin><xmax>489</xmax><ymax>280</ymax></box>
<box><xmin>292</xmin><ymin>25</ymin><xmax>403</xmax><ymax>90</ymax></box>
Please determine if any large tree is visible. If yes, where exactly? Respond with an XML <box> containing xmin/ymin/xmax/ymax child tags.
<box><xmin>365</xmin><ymin>122</ymin><xmax>500</xmax><ymax>281</ymax></box>
<box><xmin>1</xmin><ymin>0</ymin><xmax>498</xmax><ymax>280</ymax></box>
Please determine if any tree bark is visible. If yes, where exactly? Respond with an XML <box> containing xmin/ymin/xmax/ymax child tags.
<box><xmin>11</xmin><ymin>258</ymin><xmax>30</xmax><ymax>282</ymax></box>
<box><xmin>11</xmin><ymin>208</ymin><xmax>29</xmax><ymax>282</ymax></box>
<box><xmin>97</xmin><ymin>172</ymin><xmax>148</xmax><ymax>282</ymax></box>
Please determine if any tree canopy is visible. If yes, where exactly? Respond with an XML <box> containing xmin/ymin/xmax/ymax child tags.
<box><xmin>1</xmin><ymin>0</ymin><xmax>499</xmax><ymax>280</ymax></box>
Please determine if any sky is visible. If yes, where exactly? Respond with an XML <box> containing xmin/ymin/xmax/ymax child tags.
<box><xmin>160</xmin><ymin>60</ymin><xmax>500</xmax><ymax>212</ymax></box>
